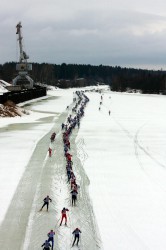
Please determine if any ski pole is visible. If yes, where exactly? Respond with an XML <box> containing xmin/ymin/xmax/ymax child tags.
<box><xmin>55</xmin><ymin>217</ymin><xmax>61</xmax><ymax>228</ymax></box>
<box><xmin>71</xmin><ymin>234</ymin><xmax>74</xmax><ymax>248</ymax></box>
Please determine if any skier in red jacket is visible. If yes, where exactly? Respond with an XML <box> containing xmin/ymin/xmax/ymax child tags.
<box><xmin>66</xmin><ymin>153</ymin><xmax>72</xmax><ymax>162</ymax></box>
<box><xmin>59</xmin><ymin>207</ymin><xmax>69</xmax><ymax>226</ymax></box>
<box><xmin>48</xmin><ymin>147</ymin><xmax>52</xmax><ymax>157</ymax></box>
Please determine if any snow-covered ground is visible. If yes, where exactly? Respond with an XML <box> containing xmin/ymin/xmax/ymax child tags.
<box><xmin>0</xmin><ymin>86</ymin><xmax>166</xmax><ymax>249</ymax></box>
<box><xmin>77</xmin><ymin>90</ymin><xmax>166</xmax><ymax>250</ymax></box>
<box><xmin>0</xmin><ymin>89</ymin><xmax>74</xmax><ymax>224</ymax></box>
<box><xmin>0</xmin><ymin>79</ymin><xmax>11</xmax><ymax>94</ymax></box>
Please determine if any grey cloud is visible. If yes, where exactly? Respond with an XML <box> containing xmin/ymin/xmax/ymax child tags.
<box><xmin>0</xmin><ymin>1</ymin><xmax>166</xmax><ymax>69</ymax></box>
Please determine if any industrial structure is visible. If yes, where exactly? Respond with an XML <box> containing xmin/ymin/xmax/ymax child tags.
<box><xmin>12</xmin><ymin>22</ymin><xmax>34</xmax><ymax>88</ymax></box>
<box><xmin>0</xmin><ymin>22</ymin><xmax>47</xmax><ymax>104</ymax></box>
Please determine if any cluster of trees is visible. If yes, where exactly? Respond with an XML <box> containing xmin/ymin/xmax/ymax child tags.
<box><xmin>0</xmin><ymin>62</ymin><xmax>166</xmax><ymax>94</ymax></box>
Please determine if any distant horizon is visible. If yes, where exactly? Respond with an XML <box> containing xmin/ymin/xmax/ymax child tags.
<box><xmin>1</xmin><ymin>60</ymin><xmax>165</xmax><ymax>72</ymax></box>
<box><xmin>1</xmin><ymin>0</ymin><xmax>166</xmax><ymax>73</ymax></box>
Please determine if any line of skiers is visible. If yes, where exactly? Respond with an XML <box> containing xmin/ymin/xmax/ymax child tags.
<box><xmin>41</xmin><ymin>227</ymin><xmax>82</xmax><ymax>249</ymax></box>
<box><xmin>39</xmin><ymin>199</ymin><xmax>82</xmax><ymax>249</ymax></box>
<box><xmin>41</xmin><ymin>91</ymin><xmax>89</xmax><ymax>249</ymax></box>
<box><xmin>62</xmin><ymin>92</ymin><xmax>89</xmax><ymax>209</ymax></box>
<box><xmin>99</xmin><ymin>94</ymin><xmax>111</xmax><ymax>115</ymax></box>
<box><xmin>41</xmin><ymin>226</ymin><xmax>82</xmax><ymax>249</ymax></box>
<box><xmin>48</xmin><ymin>132</ymin><xmax>56</xmax><ymax>157</ymax></box>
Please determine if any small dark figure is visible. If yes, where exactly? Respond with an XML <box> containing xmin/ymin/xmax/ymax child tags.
<box><xmin>40</xmin><ymin>195</ymin><xmax>52</xmax><ymax>211</ymax></box>
<box><xmin>48</xmin><ymin>147</ymin><xmax>52</xmax><ymax>157</ymax></box>
<box><xmin>109</xmin><ymin>110</ymin><xmax>111</xmax><ymax>115</ymax></box>
<box><xmin>41</xmin><ymin>240</ymin><xmax>51</xmax><ymax>250</ymax></box>
<box><xmin>61</xmin><ymin>123</ymin><xmax>65</xmax><ymax>129</ymax></box>
<box><xmin>50</xmin><ymin>132</ymin><xmax>56</xmax><ymax>142</ymax></box>
<box><xmin>72</xmin><ymin>228</ymin><xmax>82</xmax><ymax>246</ymax></box>
<box><xmin>71</xmin><ymin>189</ymin><xmax>78</xmax><ymax>206</ymax></box>
<box><xmin>66</xmin><ymin>166</ymin><xmax>71</xmax><ymax>182</ymax></box>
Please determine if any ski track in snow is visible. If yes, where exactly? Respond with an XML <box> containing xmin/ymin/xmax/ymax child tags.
<box><xmin>108</xmin><ymin>110</ymin><xmax>166</xmax><ymax>193</ymax></box>
<box><xmin>0</xmin><ymin>100</ymin><xmax>102</xmax><ymax>250</ymax></box>
<box><xmin>116</xmin><ymin>115</ymin><xmax>166</xmax><ymax>192</ymax></box>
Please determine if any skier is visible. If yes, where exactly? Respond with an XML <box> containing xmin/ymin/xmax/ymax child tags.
<box><xmin>70</xmin><ymin>175</ymin><xmax>76</xmax><ymax>190</ymax></box>
<box><xmin>66</xmin><ymin>153</ymin><xmax>72</xmax><ymax>162</ymax></box>
<box><xmin>109</xmin><ymin>110</ymin><xmax>111</xmax><ymax>115</ymax></box>
<box><xmin>66</xmin><ymin>140</ymin><xmax>70</xmax><ymax>149</ymax></box>
<box><xmin>71</xmin><ymin>189</ymin><xmax>78</xmax><ymax>206</ymax></box>
<box><xmin>64</xmin><ymin>144</ymin><xmax>68</xmax><ymax>156</ymax></box>
<box><xmin>66</xmin><ymin>165</ymin><xmax>71</xmax><ymax>182</ymax></box>
<box><xmin>72</xmin><ymin>183</ymin><xmax>80</xmax><ymax>192</ymax></box>
<box><xmin>48</xmin><ymin>147</ymin><xmax>52</xmax><ymax>157</ymax></box>
<box><xmin>47</xmin><ymin>229</ymin><xmax>55</xmax><ymax>250</ymax></box>
<box><xmin>61</xmin><ymin>123</ymin><xmax>65</xmax><ymax>130</ymax></box>
<box><xmin>72</xmin><ymin>228</ymin><xmax>82</xmax><ymax>247</ymax></box>
<box><xmin>41</xmin><ymin>240</ymin><xmax>51</xmax><ymax>250</ymax></box>
<box><xmin>60</xmin><ymin>207</ymin><xmax>69</xmax><ymax>226</ymax></box>
<box><xmin>40</xmin><ymin>195</ymin><xmax>52</xmax><ymax>211</ymax></box>
<box><xmin>50</xmin><ymin>132</ymin><xmax>56</xmax><ymax>142</ymax></box>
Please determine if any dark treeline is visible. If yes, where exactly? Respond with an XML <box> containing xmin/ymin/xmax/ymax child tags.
<box><xmin>0</xmin><ymin>62</ymin><xmax>166</xmax><ymax>94</ymax></box>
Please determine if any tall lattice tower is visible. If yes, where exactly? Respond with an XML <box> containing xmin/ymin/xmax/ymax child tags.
<box><xmin>12</xmin><ymin>22</ymin><xmax>34</xmax><ymax>88</ymax></box>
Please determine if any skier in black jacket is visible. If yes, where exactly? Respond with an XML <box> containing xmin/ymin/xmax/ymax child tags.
<box><xmin>40</xmin><ymin>195</ymin><xmax>52</xmax><ymax>211</ymax></box>
<box><xmin>72</xmin><ymin>228</ymin><xmax>82</xmax><ymax>246</ymax></box>
<box><xmin>41</xmin><ymin>240</ymin><xmax>51</xmax><ymax>250</ymax></box>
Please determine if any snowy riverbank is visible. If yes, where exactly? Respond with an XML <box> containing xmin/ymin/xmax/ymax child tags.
<box><xmin>1</xmin><ymin>86</ymin><xmax>166</xmax><ymax>249</ymax></box>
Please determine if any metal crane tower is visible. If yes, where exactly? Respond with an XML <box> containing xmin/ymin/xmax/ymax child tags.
<box><xmin>12</xmin><ymin>22</ymin><xmax>34</xmax><ymax>88</ymax></box>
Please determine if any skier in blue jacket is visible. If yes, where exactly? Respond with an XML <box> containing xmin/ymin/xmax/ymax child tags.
<box><xmin>47</xmin><ymin>229</ymin><xmax>55</xmax><ymax>250</ymax></box>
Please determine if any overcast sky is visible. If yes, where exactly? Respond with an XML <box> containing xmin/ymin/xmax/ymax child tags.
<box><xmin>1</xmin><ymin>0</ymin><xmax>166</xmax><ymax>70</ymax></box>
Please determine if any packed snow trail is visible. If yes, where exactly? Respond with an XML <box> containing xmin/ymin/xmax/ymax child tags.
<box><xmin>23</xmin><ymin>96</ymin><xmax>101</xmax><ymax>250</ymax></box>
<box><xmin>0</xmin><ymin>96</ymin><xmax>102</xmax><ymax>250</ymax></box>
<box><xmin>0</xmin><ymin>110</ymin><xmax>67</xmax><ymax>249</ymax></box>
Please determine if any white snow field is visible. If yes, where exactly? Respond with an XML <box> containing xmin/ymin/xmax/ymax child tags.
<box><xmin>0</xmin><ymin>86</ymin><xmax>166</xmax><ymax>250</ymax></box>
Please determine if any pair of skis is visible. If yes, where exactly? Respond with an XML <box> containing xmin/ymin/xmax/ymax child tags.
<box><xmin>71</xmin><ymin>245</ymin><xmax>81</xmax><ymax>249</ymax></box>
<box><xmin>59</xmin><ymin>223</ymin><xmax>70</xmax><ymax>228</ymax></box>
